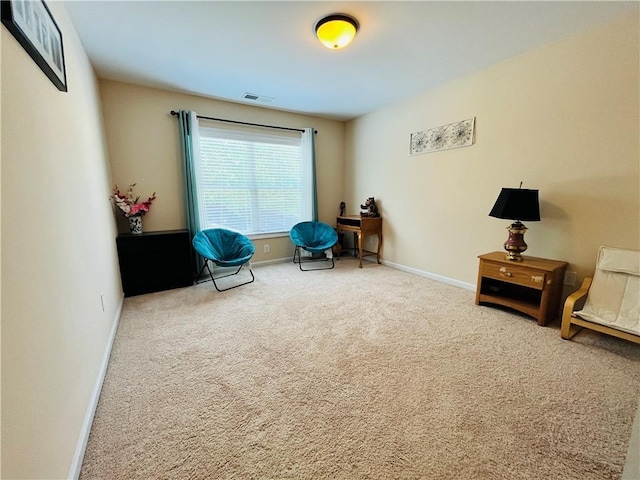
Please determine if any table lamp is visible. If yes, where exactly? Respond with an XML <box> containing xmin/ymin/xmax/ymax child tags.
<box><xmin>489</xmin><ymin>184</ymin><xmax>540</xmax><ymax>261</ymax></box>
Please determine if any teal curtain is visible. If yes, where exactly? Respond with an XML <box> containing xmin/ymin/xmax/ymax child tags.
<box><xmin>304</xmin><ymin>127</ymin><xmax>318</xmax><ymax>221</ymax></box>
<box><xmin>177</xmin><ymin>110</ymin><xmax>204</xmax><ymax>275</ymax></box>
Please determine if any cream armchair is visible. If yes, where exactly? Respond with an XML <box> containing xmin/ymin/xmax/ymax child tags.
<box><xmin>561</xmin><ymin>246</ymin><xmax>640</xmax><ymax>344</ymax></box>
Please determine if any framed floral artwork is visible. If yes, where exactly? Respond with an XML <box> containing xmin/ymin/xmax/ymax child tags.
<box><xmin>410</xmin><ymin>117</ymin><xmax>475</xmax><ymax>155</ymax></box>
<box><xmin>1</xmin><ymin>0</ymin><xmax>67</xmax><ymax>91</ymax></box>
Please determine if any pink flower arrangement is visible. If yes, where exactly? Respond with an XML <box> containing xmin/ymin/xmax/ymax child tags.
<box><xmin>110</xmin><ymin>184</ymin><xmax>156</xmax><ymax>218</ymax></box>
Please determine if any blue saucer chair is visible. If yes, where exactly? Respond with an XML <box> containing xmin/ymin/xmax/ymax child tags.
<box><xmin>290</xmin><ymin>221</ymin><xmax>338</xmax><ymax>271</ymax></box>
<box><xmin>192</xmin><ymin>228</ymin><xmax>255</xmax><ymax>291</ymax></box>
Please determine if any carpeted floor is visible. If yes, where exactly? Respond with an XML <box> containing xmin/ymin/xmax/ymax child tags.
<box><xmin>80</xmin><ymin>258</ymin><xmax>640</xmax><ymax>479</ymax></box>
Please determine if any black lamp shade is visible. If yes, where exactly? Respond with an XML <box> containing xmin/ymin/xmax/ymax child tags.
<box><xmin>489</xmin><ymin>188</ymin><xmax>540</xmax><ymax>222</ymax></box>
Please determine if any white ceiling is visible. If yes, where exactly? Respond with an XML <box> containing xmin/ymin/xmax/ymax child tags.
<box><xmin>65</xmin><ymin>1</ymin><xmax>638</xmax><ymax>121</ymax></box>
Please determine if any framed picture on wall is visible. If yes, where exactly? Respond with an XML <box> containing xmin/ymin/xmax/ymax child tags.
<box><xmin>409</xmin><ymin>117</ymin><xmax>475</xmax><ymax>155</ymax></box>
<box><xmin>1</xmin><ymin>0</ymin><xmax>67</xmax><ymax>91</ymax></box>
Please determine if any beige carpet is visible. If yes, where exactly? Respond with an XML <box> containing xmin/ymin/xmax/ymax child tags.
<box><xmin>80</xmin><ymin>258</ymin><xmax>640</xmax><ymax>479</ymax></box>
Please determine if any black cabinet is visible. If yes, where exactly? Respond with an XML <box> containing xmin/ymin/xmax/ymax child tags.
<box><xmin>116</xmin><ymin>229</ymin><xmax>194</xmax><ymax>297</ymax></box>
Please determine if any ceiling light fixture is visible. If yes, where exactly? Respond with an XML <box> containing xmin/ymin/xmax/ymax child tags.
<box><xmin>315</xmin><ymin>14</ymin><xmax>359</xmax><ymax>50</ymax></box>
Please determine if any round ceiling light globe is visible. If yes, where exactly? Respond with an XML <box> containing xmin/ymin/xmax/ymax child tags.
<box><xmin>315</xmin><ymin>15</ymin><xmax>358</xmax><ymax>50</ymax></box>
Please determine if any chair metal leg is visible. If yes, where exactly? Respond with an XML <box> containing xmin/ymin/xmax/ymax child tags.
<box><xmin>292</xmin><ymin>245</ymin><xmax>301</xmax><ymax>265</ymax></box>
<box><xmin>196</xmin><ymin>260</ymin><xmax>255</xmax><ymax>291</ymax></box>
<box><xmin>195</xmin><ymin>260</ymin><xmax>211</xmax><ymax>284</ymax></box>
<box><xmin>292</xmin><ymin>246</ymin><xmax>335</xmax><ymax>271</ymax></box>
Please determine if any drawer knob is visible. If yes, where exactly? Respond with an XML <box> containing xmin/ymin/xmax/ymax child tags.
<box><xmin>499</xmin><ymin>267</ymin><xmax>513</xmax><ymax>277</ymax></box>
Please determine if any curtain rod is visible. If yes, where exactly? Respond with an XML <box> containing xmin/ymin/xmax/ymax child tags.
<box><xmin>170</xmin><ymin>111</ymin><xmax>317</xmax><ymax>134</ymax></box>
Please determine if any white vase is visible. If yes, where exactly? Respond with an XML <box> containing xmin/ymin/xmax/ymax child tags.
<box><xmin>128</xmin><ymin>216</ymin><xmax>142</xmax><ymax>234</ymax></box>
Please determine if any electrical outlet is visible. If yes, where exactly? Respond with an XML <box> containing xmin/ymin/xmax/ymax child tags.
<box><xmin>564</xmin><ymin>271</ymin><xmax>577</xmax><ymax>286</ymax></box>
<box><xmin>100</xmin><ymin>293</ymin><xmax>105</xmax><ymax>312</ymax></box>
<box><xmin>263</xmin><ymin>244</ymin><xmax>270</xmax><ymax>253</ymax></box>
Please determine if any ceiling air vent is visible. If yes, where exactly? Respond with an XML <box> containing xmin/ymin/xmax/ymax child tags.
<box><xmin>242</xmin><ymin>92</ymin><xmax>274</xmax><ymax>103</ymax></box>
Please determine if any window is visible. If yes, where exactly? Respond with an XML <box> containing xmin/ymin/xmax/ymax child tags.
<box><xmin>194</xmin><ymin>125</ymin><xmax>314</xmax><ymax>236</ymax></box>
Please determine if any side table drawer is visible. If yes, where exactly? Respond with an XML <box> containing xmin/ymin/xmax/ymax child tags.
<box><xmin>480</xmin><ymin>260</ymin><xmax>547</xmax><ymax>290</ymax></box>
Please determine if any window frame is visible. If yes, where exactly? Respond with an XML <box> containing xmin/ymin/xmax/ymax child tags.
<box><xmin>193</xmin><ymin>124</ymin><xmax>313</xmax><ymax>237</ymax></box>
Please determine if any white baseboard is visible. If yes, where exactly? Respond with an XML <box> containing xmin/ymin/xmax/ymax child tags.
<box><xmin>252</xmin><ymin>257</ymin><xmax>291</xmax><ymax>267</ymax></box>
<box><xmin>67</xmin><ymin>294</ymin><xmax>124</xmax><ymax>480</ymax></box>
<box><xmin>208</xmin><ymin>256</ymin><xmax>474</xmax><ymax>290</ymax></box>
<box><xmin>380</xmin><ymin>259</ymin><xmax>476</xmax><ymax>292</ymax></box>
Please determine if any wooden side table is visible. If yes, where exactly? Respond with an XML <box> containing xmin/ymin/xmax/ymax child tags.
<box><xmin>475</xmin><ymin>251</ymin><xmax>568</xmax><ymax>326</ymax></box>
<box><xmin>336</xmin><ymin>215</ymin><xmax>383</xmax><ymax>268</ymax></box>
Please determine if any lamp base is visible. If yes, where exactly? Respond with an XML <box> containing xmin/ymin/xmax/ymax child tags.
<box><xmin>503</xmin><ymin>221</ymin><xmax>528</xmax><ymax>261</ymax></box>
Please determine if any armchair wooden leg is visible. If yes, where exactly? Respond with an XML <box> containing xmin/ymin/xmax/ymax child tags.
<box><xmin>560</xmin><ymin>277</ymin><xmax>592</xmax><ymax>340</ymax></box>
<box><xmin>561</xmin><ymin>314</ymin><xmax>582</xmax><ymax>340</ymax></box>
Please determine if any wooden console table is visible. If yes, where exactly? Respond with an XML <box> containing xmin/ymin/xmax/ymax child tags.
<box><xmin>475</xmin><ymin>251</ymin><xmax>567</xmax><ymax>326</ymax></box>
<box><xmin>336</xmin><ymin>215</ymin><xmax>383</xmax><ymax>268</ymax></box>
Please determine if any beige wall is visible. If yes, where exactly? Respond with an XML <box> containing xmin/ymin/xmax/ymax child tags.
<box><xmin>1</xmin><ymin>3</ymin><xmax>122</xmax><ymax>479</ymax></box>
<box><xmin>1</xmin><ymin>6</ymin><xmax>637</xmax><ymax>477</ymax></box>
<box><xmin>345</xmin><ymin>11</ymin><xmax>639</xmax><ymax>287</ymax></box>
<box><xmin>99</xmin><ymin>81</ymin><xmax>346</xmax><ymax>262</ymax></box>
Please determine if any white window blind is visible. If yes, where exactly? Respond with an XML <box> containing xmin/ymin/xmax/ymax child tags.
<box><xmin>195</xmin><ymin>126</ymin><xmax>313</xmax><ymax>236</ymax></box>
